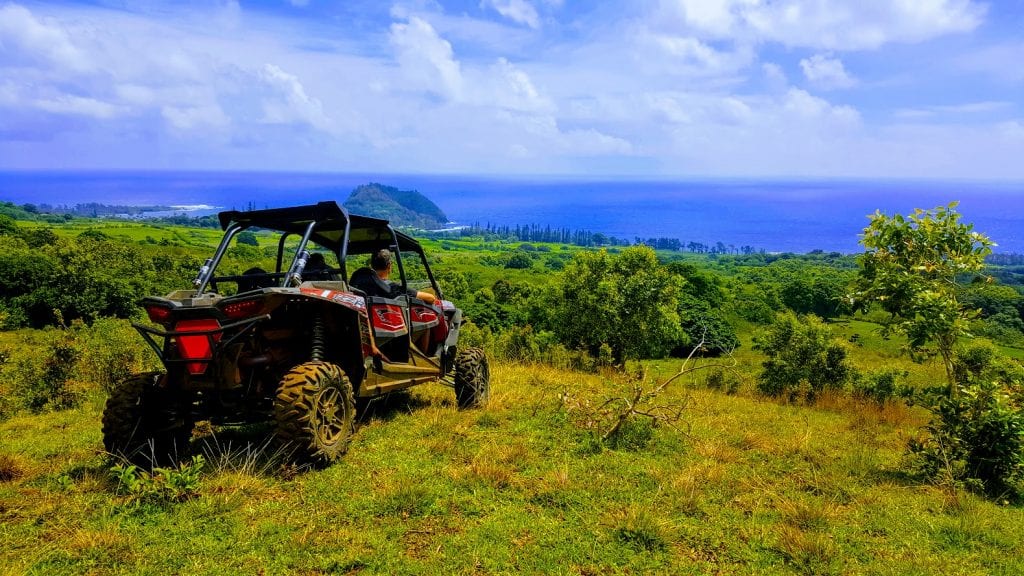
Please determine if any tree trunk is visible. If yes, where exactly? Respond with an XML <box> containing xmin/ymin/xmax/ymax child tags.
<box><xmin>939</xmin><ymin>333</ymin><xmax>957</xmax><ymax>398</ymax></box>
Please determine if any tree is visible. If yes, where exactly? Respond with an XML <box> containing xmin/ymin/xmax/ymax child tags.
<box><xmin>753</xmin><ymin>312</ymin><xmax>854</xmax><ymax>401</ymax></box>
<box><xmin>552</xmin><ymin>246</ymin><xmax>683</xmax><ymax>363</ymax></box>
<box><xmin>236</xmin><ymin>231</ymin><xmax>259</xmax><ymax>246</ymax></box>
<box><xmin>852</xmin><ymin>203</ymin><xmax>993</xmax><ymax>393</ymax></box>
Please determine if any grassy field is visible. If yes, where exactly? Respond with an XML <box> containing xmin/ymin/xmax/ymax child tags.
<box><xmin>2</xmin><ymin>359</ymin><xmax>1022</xmax><ymax>575</ymax></box>
<box><xmin>3</xmin><ymin>218</ymin><xmax>1023</xmax><ymax>574</ymax></box>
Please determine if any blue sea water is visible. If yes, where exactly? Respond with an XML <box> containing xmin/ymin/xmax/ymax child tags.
<box><xmin>1</xmin><ymin>171</ymin><xmax>1022</xmax><ymax>254</ymax></box>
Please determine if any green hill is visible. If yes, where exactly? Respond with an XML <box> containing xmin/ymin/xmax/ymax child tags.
<box><xmin>343</xmin><ymin>183</ymin><xmax>449</xmax><ymax>229</ymax></box>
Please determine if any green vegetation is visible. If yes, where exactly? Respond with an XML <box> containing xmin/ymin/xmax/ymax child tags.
<box><xmin>854</xmin><ymin>202</ymin><xmax>994</xmax><ymax>390</ymax></box>
<box><xmin>1</xmin><ymin>203</ymin><xmax>1024</xmax><ymax>573</ymax></box>
<box><xmin>343</xmin><ymin>183</ymin><xmax>449</xmax><ymax>228</ymax></box>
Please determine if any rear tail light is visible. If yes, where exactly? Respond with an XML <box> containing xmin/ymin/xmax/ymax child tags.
<box><xmin>174</xmin><ymin>319</ymin><xmax>222</xmax><ymax>375</ymax></box>
<box><xmin>221</xmin><ymin>298</ymin><xmax>263</xmax><ymax>320</ymax></box>
<box><xmin>145</xmin><ymin>303</ymin><xmax>174</xmax><ymax>326</ymax></box>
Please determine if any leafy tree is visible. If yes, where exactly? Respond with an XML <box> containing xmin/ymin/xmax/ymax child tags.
<box><xmin>753</xmin><ymin>312</ymin><xmax>854</xmax><ymax>402</ymax></box>
<box><xmin>552</xmin><ymin>246</ymin><xmax>682</xmax><ymax>363</ymax></box>
<box><xmin>236</xmin><ymin>231</ymin><xmax>259</xmax><ymax>246</ymax></box>
<box><xmin>675</xmin><ymin>307</ymin><xmax>739</xmax><ymax>357</ymax></box>
<box><xmin>505</xmin><ymin>252</ymin><xmax>533</xmax><ymax>269</ymax></box>
<box><xmin>780</xmin><ymin>272</ymin><xmax>852</xmax><ymax>319</ymax></box>
<box><xmin>853</xmin><ymin>203</ymin><xmax>993</xmax><ymax>393</ymax></box>
<box><xmin>0</xmin><ymin>214</ymin><xmax>18</xmax><ymax>236</ymax></box>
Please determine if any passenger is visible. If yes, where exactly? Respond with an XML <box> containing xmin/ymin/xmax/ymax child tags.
<box><xmin>349</xmin><ymin>249</ymin><xmax>436</xmax><ymax>304</ymax></box>
<box><xmin>304</xmin><ymin>252</ymin><xmax>334</xmax><ymax>281</ymax></box>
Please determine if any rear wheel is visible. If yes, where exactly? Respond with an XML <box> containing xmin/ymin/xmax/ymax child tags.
<box><xmin>454</xmin><ymin>347</ymin><xmax>490</xmax><ymax>408</ymax></box>
<box><xmin>102</xmin><ymin>372</ymin><xmax>194</xmax><ymax>467</ymax></box>
<box><xmin>275</xmin><ymin>361</ymin><xmax>356</xmax><ymax>464</ymax></box>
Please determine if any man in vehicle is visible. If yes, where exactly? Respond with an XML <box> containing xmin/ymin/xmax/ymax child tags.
<box><xmin>350</xmin><ymin>248</ymin><xmax>437</xmax><ymax>304</ymax></box>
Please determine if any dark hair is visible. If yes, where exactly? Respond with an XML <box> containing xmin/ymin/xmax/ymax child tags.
<box><xmin>307</xmin><ymin>252</ymin><xmax>327</xmax><ymax>267</ymax></box>
<box><xmin>370</xmin><ymin>248</ymin><xmax>392</xmax><ymax>271</ymax></box>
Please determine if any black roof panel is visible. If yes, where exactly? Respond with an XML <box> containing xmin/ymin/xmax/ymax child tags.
<box><xmin>217</xmin><ymin>200</ymin><xmax>423</xmax><ymax>254</ymax></box>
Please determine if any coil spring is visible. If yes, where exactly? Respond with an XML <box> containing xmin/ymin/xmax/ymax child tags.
<box><xmin>310</xmin><ymin>313</ymin><xmax>325</xmax><ymax>362</ymax></box>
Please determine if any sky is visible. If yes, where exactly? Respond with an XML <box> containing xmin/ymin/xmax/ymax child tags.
<box><xmin>0</xmin><ymin>0</ymin><xmax>1022</xmax><ymax>179</ymax></box>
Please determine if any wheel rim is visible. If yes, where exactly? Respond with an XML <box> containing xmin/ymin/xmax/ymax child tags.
<box><xmin>313</xmin><ymin>386</ymin><xmax>347</xmax><ymax>446</ymax></box>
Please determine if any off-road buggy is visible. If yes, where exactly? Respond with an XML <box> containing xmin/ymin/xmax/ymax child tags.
<box><xmin>102</xmin><ymin>201</ymin><xmax>489</xmax><ymax>465</ymax></box>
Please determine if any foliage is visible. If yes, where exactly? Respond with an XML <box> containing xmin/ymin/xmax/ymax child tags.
<box><xmin>675</xmin><ymin>306</ymin><xmax>739</xmax><ymax>357</ymax></box>
<box><xmin>110</xmin><ymin>455</ymin><xmax>205</xmax><ymax>506</ymax></box>
<box><xmin>753</xmin><ymin>312</ymin><xmax>855</xmax><ymax>402</ymax></box>
<box><xmin>72</xmin><ymin>318</ymin><xmax>158</xmax><ymax>394</ymax></box>
<box><xmin>780</xmin><ymin>273</ymin><xmax>852</xmax><ymax>319</ymax></box>
<box><xmin>235</xmin><ymin>231</ymin><xmax>259</xmax><ymax>246</ymax></box>
<box><xmin>0</xmin><ymin>235</ymin><xmax>161</xmax><ymax>327</ymax></box>
<box><xmin>12</xmin><ymin>330</ymin><xmax>81</xmax><ymax>413</ymax></box>
<box><xmin>552</xmin><ymin>247</ymin><xmax>683</xmax><ymax>363</ymax></box>
<box><xmin>704</xmin><ymin>368</ymin><xmax>741</xmax><ymax>395</ymax></box>
<box><xmin>343</xmin><ymin>183</ymin><xmax>448</xmax><ymax>228</ymax></box>
<box><xmin>909</xmin><ymin>381</ymin><xmax>1024</xmax><ymax>497</ymax></box>
<box><xmin>853</xmin><ymin>368</ymin><xmax>911</xmax><ymax>406</ymax></box>
<box><xmin>853</xmin><ymin>203</ymin><xmax>994</xmax><ymax>390</ymax></box>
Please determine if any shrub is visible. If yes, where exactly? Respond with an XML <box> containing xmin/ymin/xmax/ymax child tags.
<box><xmin>495</xmin><ymin>325</ymin><xmax>541</xmax><ymax>362</ymax></box>
<box><xmin>457</xmin><ymin>320</ymin><xmax>493</xmax><ymax>351</ymax></box>
<box><xmin>753</xmin><ymin>312</ymin><xmax>855</xmax><ymax>402</ymax></box>
<box><xmin>853</xmin><ymin>368</ymin><xmax>910</xmax><ymax>406</ymax></box>
<box><xmin>111</xmin><ymin>455</ymin><xmax>205</xmax><ymax>506</ymax></box>
<box><xmin>909</xmin><ymin>381</ymin><xmax>1024</xmax><ymax>497</ymax></box>
<box><xmin>705</xmin><ymin>368</ymin><xmax>741</xmax><ymax>395</ymax></box>
<box><xmin>72</xmin><ymin>318</ymin><xmax>157</xmax><ymax>394</ymax></box>
<box><xmin>15</xmin><ymin>330</ymin><xmax>80</xmax><ymax>412</ymax></box>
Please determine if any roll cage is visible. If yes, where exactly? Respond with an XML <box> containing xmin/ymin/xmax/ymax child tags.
<box><xmin>192</xmin><ymin>201</ymin><xmax>443</xmax><ymax>299</ymax></box>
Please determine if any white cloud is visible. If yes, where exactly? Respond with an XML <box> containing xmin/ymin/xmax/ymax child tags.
<box><xmin>162</xmin><ymin>104</ymin><xmax>230</xmax><ymax>131</ymax></box>
<box><xmin>656</xmin><ymin>0</ymin><xmax>985</xmax><ymax>50</ymax></box>
<box><xmin>258</xmin><ymin>64</ymin><xmax>331</xmax><ymax>131</ymax></box>
<box><xmin>481</xmin><ymin>0</ymin><xmax>541</xmax><ymax>29</ymax></box>
<box><xmin>484</xmin><ymin>57</ymin><xmax>552</xmax><ymax>112</ymax></box>
<box><xmin>34</xmin><ymin>95</ymin><xmax>123</xmax><ymax>119</ymax></box>
<box><xmin>893</xmin><ymin>101</ymin><xmax>1012</xmax><ymax>119</ymax></box>
<box><xmin>0</xmin><ymin>3</ymin><xmax>91</xmax><ymax>72</ymax></box>
<box><xmin>800</xmin><ymin>54</ymin><xmax>856</xmax><ymax>89</ymax></box>
<box><xmin>390</xmin><ymin>16</ymin><xmax>464</xmax><ymax>101</ymax></box>
<box><xmin>782</xmin><ymin>88</ymin><xmax>859</xmax><ymax>125</ymax></box>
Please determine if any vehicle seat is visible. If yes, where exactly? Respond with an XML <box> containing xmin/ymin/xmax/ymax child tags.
<box><xmin>238</xmin><ymin>267</ymin><xmax>274</xmax><ymax>292</ymax></box>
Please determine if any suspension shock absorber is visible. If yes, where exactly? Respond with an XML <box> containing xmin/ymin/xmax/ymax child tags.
<box><xmin>310</xmin><ymin>312</ymin><xmax>326</xmax><ymax>362</ymax></box>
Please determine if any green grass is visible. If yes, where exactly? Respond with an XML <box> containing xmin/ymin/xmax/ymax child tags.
<box><xmin>2</xmin><ymin>361</ymin><xmax>1022</xmax><ymax>575</ymax></box>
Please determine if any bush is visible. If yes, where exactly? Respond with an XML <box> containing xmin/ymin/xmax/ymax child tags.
<box><xmin>458</xmin><ymin>320</ymin><xmax>494</xmax><ymax>351</ymax></box>
<box><xmin>495</xmin><ymin>325</ymin><xmax>541</xmax><ymax>362</ymax></box>
<box><xmin>705</xmin><ymin>368</ymin><xmax>741</xmax><ymax>395</ymax></box>
<box><xmin>14</xmin><ymin>330</ymin><xmax>80</xmax><ymax>412</ymax></box>
<box><xmin>111</xmin><ymin>455</ymin><xmax>205</xmax><ymax>506</ymax></box>
<box><xmin>73</xmin><ymin>318</ymin><xmax>158</xmax><ymax>394</ymax></box>
<box><xmin>753</xmin><ymin>312</ymin><xmax>855</xmax><ymax>402</ymax></box>
<box><xmin>853</xmin><ymin>368</ymin><xmax>911</xmax><ymax>406</ymax></box>
<box><xmin>909</xmin><ymin>381</ymin><xmax>1024</xmax><ymax>497</ymax></box>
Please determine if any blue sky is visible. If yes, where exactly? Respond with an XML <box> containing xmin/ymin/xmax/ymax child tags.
<box><xmin>0</xmin><ymin>0</ymin><xmax>1022</xmax><ymax>178</ymax></box>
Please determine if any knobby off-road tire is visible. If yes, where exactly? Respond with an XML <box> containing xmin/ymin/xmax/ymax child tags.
<box><xmin>454</xmin><ymin>347</ymin><xmax>490</xmax><ymax>409</ymax></box>
<box><xmin>102</xmin><ymin>372</ymin><xmax>194</xmax><ymax>468</ymax></box>
<box><xmin>275</xmin><ymin>361</ymin><xmax>356</xmax><ymax>465</ymax></box>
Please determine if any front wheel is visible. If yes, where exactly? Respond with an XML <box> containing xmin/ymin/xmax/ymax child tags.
<box><xmin>454</xmin><ymin>347</ymin><xmax>490</xmax><ymax>409</ymax></box>
<box><xmin>275</xmin><ymin>361</ymin><xmax>356</xmax><ymax>464</ymax></box>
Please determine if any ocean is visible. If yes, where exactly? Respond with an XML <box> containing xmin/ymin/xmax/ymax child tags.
<box><xmin>1</xmin><ymin>171</ymin><xmax>1022</xmax><ymax>254</ymax></box>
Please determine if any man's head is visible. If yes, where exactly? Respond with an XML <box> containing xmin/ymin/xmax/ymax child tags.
<box><xmin>370</xmin><ymin>248</ymin><xmax>392</xmax><ymax>272</ymax></box>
